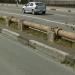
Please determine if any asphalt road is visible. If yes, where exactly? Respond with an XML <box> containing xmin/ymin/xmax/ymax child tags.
<box><xmin>0</xmin><ymin>33</ymin><xmax>75</xmax><ymax>75</ymax></box>
<box><xmin>0</xmin><ymin>5</ymin><xmax>75</xmax><ymax>24</ymax></box>
<box><xmin>0</xmin><ymin>5</ymin><xmax>75</xmax><ymax>32</ymax></box>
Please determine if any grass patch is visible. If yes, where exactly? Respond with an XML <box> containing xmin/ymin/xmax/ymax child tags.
<box><xmin>24</xmin><ymin>28</ymin><xmax>47</xmax><ymax>40</ymax></box>
<box><xmin>0</xmin><ymin>17</ymin><xmax>6</xmax><ymax>26</ymax></box>
<box><xmin>55</xmin><ymin>39</ymin><xmax>73</xmax><ymax>48</ymax></box>
<box><xmin>72</xmin><ymin>43</ymin><xmax>75</xmax><ymax>49</ymax></box>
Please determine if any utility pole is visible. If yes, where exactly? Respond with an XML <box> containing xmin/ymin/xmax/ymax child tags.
<box><xmin>16</xmin><ymin>0</ymin><xmax>18</xmax><ymax>7</ymax></box>
<box><xmin>15</xmin><ymin>0</ymin><xmax>21</xmax><ymax>7</ymax></box>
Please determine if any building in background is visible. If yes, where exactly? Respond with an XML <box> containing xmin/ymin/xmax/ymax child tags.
<box><xmin>29</xmin><ymin>0</ymin><xmax>75</xmax><ymax>7</ymax></box>
<box><xmin>0</xmin><ymin>0</ymin><xmax>75</xmax><ymax>7</ymax></box>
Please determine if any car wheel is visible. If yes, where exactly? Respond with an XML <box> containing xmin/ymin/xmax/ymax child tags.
<box><xmin>22</xmin><ymin>8</ymin><xmax>25</xmax><ymax>14</ymax></box>
<box><xmin>32</xmin><ymin>10</ymin><xmax>35</xmax><ymax>15</ymax></box>
<box><xmin>42</xmin><ymin>11</ymin><xmax>46</xmax><ymax>15</ymax></box>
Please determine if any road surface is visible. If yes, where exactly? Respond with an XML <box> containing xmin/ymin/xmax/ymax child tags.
<box><xmin>0</xmin><ymin>33</ymin><xmax>75</xmax><ymax>75</ymax></box>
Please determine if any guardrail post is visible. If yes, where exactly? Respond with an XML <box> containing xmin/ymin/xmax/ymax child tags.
<box><xmin>6</xmin><ymin>17</ymin><xmax>9</xmax><ymax>27</ymax></box>
<box><xmin>47</xmin><ymin>30</ymin><xmax>56</xmax><ymax>42</ymax></box>
<box><xmin>22</xmin><ymin>22</ymin><xmax>29</xmax><ymax>31</ymax></box>
<box><xmin>18</xmin><ymin>20</ymin><xmax>23</xmax><ymax>31</ymax></box>
<box><xmin>17</xmin><ymin>19</ymin><xmax>20</xmax><ymax>30</ymax></box>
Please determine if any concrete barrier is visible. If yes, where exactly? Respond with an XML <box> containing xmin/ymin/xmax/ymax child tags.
<box><xmin>29</xmin><ymin>40</ymin><xmax>69</xmax><ymax>62</ymax></box>
<box><xmin>1</xmin><ymin>29</ymin><xmax>20</xmax><ymax>40</ymax></box>
<box><xmin>64</xmin><ymin>55</ymin><xmax>75</xmax><ymax>67</ymax></box>
<box><xmin>18</xmin><ymin>35</ymin><xmax>29</xmax><ymax>45</ymax></box>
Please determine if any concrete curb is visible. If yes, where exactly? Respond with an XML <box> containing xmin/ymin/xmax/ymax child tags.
<box><xmin>29</xmin><ymin>40</ymin><xmax>69</xmax><ymax>62</ymax></box>
<box><xmin>1</xmin><ymin>29</ymin><xmax>20</xmax><ymax>40</ymax></box>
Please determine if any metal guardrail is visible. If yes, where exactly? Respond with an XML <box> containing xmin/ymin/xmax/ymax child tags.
<box><xmin>1</xmin><ymin>16</ymin><xmax>75</xmax><ymax>42</ymax></box>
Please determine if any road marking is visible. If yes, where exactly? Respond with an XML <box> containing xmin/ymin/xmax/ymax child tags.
<box><xmin>54</xmin><ymin>13</ymin><xmax>74</xmax><ymax>19</ymax></box>
<box><xmin>0</xmin><ymin>10</ymin><xmax>75</xmax><ymax>27</ymax></box>
<box><xmin>55</xmin><ymin>14</ymin><xmax>68</xmax><ymax>17</ymax></box>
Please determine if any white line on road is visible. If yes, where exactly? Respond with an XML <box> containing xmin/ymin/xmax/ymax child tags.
<box><xmin>55</xmin><ymin>14</ymin><xmax>69</xmax><ymax>17</ymax></box>
<box><xmin>0</xmin><ymin>10</ymin><xmax>75</xmax><ymax>27</ymax></box>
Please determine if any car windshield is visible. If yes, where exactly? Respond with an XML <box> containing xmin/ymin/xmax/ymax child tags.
<box><xmin>35</xmin><ymin>3</ymin><xmax>43</xmax><ymax>6</ymax></box>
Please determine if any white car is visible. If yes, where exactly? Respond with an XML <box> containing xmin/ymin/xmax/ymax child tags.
<box><xmin>22</xmin><ymin>2</ymin><xmax>46</xmax><ymax>15</ymax></box>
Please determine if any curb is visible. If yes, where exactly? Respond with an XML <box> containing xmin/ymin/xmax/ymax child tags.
<box><xmin>1</xmin><ymin>29</ymin><xmax>20</xmax><ymax>40</ymax></box>
<box><xmin>29</xmin><ymin>40</ymin><xmax>69</xmax><ymax>62</ymax></box>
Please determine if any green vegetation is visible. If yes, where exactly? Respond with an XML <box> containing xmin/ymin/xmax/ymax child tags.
<box><xmin>54</xmin><ymin>38</ymin><xmax>75</xmax><ymax>49</ymax></box>
<box><xmin>0</xmin><ymin>17</ymin><xmax>6</xmax><ymax>26</ymax></box>
<box><xmin>55</xmin><ymin>39</ymin><xmax>72</xmax><ymax>48</ymax></box>
<box><xmin>72</xmin><ymin>42</ymin><xmax>75</xmax><ymax>49</ymax></box>
<box><xmin>24</xmin><ymin>28</ymin><xmax>47</xmax><ymax>41</ymax></box>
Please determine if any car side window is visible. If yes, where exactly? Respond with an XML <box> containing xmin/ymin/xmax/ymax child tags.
<box><xmin>30</xmin><ymin>3</ymin><xmax>33</xmax><ymax>6</ymax></box>
<box><xmin>26</xmin><ymin>3</ymin><xmax>30</xmax><ymax>6</ymax></box>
